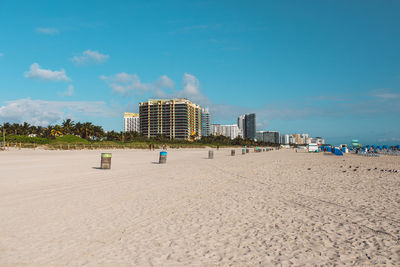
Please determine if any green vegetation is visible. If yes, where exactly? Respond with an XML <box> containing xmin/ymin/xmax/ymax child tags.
<box><xmin>0</xmin><ymin>119</ymin><xmax>278</xmax><ymax>149</ymax></box>
<box><xmin>5</xmin><ymin>134</ymin><xmax>49</xmax><ymax>144</ymax></box>
<box><xmin>53</xmin><ymin>135</ymin><xmax>90</xmax><ymax>144</ymax></box>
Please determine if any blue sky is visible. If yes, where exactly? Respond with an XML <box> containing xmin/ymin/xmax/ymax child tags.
<box><xmin>0</xmin><ymin>0</ymin><xmax>399</xmax><ymax>145</ymax></box>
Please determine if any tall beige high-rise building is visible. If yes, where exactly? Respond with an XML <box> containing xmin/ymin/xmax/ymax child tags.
<box><xmin>139</xmin><ymin>99</ymin><xmax>202</xmax><ymax>140</ymax></box>
<box><xmin>293</xmin><ymin>133</ymin><xmax>301</xmax><ymax>144</ymax></box>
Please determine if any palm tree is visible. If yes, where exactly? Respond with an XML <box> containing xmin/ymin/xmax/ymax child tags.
<box><xmin>31</xmin><ymin>125</ymin><xmax>42</xmax><ymax>137</ymax></box>
<box><xmin>62</xmin><ymin>119</ymin><xmax>75</xmax><ymax>135</ymax></box>
<box><xmin>11</xmin><ymin>123</ymin><xmax>21</xmax><ymax>135</ymax></box>
<box><xmin>82</xmin><ymin>122</ymin><xmax>94</xmax><ymax>140</ymax></box>
<box><xmin>21</xmin><ymin>122</ymin><xmax>31</xmax><ymax>135</ymax></box>
<box><xmin>49</xmin><ymin>125</ymin><xmax>63</xmax><ymax>138</ymax></box>
<box><xmin>92</xmin><ymin>125</ymin><xmax>104</xmax><ymax>140</ymax></box>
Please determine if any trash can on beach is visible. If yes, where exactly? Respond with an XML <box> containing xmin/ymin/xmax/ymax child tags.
<box><xmin>101</xmin><ymin>153</ymin><xmax>112</xmax><ymax>169</ymax></box>
<box><xmin>231</xmin><ymin>149</ymin><xmax>235</xmax><ymax>156</ymax></box>
<box><xmin>159</xmin><ymin>151</ymin><xmax>167</xmax><ymax>164</ymax></box>
<box><xmin>246</xmin><ymin>148</ymin><xmax>249</xmax><ymax>153</ymax></box>
<box><xmin>208</xmin><ymin>150</ymin><xmax>214</xmax><ymax>159</ymax></box>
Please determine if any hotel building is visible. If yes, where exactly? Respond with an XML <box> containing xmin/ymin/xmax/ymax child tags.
<box><xmin>280</xmin><ymin>134</ymin><xmax>290</xmax><ymax>145</ymax></box>
<box><xmin>237</xmin><ymin>113</ymin><xmax>256</xmax><ymax>140</ymax></box>
<box><xmin>139</xmin><ymin>99</ymin><xmax>202</xmax><ymax>140</ymax></box>
<box><xmin>123</xmin><ymin>112</ymin><xmax>140</xmax><ymax>132</ymax></box>
<box><xmin>201</xmin><ymin>108</ymin><xmax>211</xmax><ymax>137</ymax></box>
<box><xmin>256</xmin><ymin>131</ymin><xmax>280</xmax><ymax>144</ymax></box>
<box><xmin>211</xmin><ymin>124</ymin><xmax>242</xmax><ymax>139</ymax></box>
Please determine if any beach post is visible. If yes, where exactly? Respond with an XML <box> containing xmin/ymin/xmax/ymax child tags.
<box><xmin>159</xmin><ymin>151</ymin><xmax>167</xmax><ymax>164</ymax></box>
<box><xmin>208</xmin><ymin>150</ymin><xmax>214</xmax><ymax>159</ymax></box>
<box><xmin>231</xmin><ymin>149</ymin><xmax>235</xmax><ymax>156</ymax></box>
<box><xmin>101</xmin><ymin>153</ymin><xmax>112</xmax><ymax>169</ymax></box>
<box><xmin>242</xmin><ymin>148</ymin><xmax>246</xmax><ymax>155</ymax></box>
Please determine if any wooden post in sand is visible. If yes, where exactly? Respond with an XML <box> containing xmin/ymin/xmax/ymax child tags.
<box><xmin>101</xmin><ymin>153</ymin><xmax>112</xmax><ymax>169</ymax></box>
<box><xmin>208</xmin><ymin>150</ymin><xmax>214</xmax><ymax>159</ymax></box>
<box><xmin>231</xmin><ymin>149</ymin><xmax>235</xmax><ymax>156</ymax></box>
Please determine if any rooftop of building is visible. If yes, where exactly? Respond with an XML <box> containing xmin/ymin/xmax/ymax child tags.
<box><xmin>211</xmin><ymin>123</ymin><xmax>239</xmax><ymax>126</ymax></box>
<box><xmin>256</xmin><ymin>130</ymin><xmax>280</xmax><ymax>133</ymax></box>
<box><xmin>124</xmin><ymin>112</ymin><xmax>139</xmax><ymax>117</ymax></box>
<box><xmin>139</xmin><ymin>98</ymin><xmax>201</xmax><ymax>108</ymax></box>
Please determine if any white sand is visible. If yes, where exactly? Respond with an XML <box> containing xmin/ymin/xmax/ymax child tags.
<box><xmin>0</xmin><ymin>148</ymin><xmax>399</xmax><ymax>266</ymax></box>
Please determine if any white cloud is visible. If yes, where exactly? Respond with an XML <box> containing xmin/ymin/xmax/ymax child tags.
<box><xmin>0</xmin><ymin>98</ymin><xmax>114</xmax><ymax>126</ymax></box>
<box><xmin>71</xmin><ymin>50</ymin><xmax>109</xmax><ymax>65</ymax></box>
<box><xmin>182</xmin><ymin>73</ymin><xmax>200</xmax><ymax>95</ymax></box>
<box><xmin>177</xmin><ymin>73</ymin><xmax>209</xmax><ymax>105</ymax></box>
<box><xmin>157</xmin><ymin>75</ymin><xmax>175</xmax><ymax>88</ymax></box>
<box><xmin>101</xmin><ymin>72</ymin><xmax>210</xmax><ymax>107</ymax></box>
<box><xmin>101</xmin><ymin>73</ymin><xmax>173</xmax><ymax>96</ymax></box>
<box><xmin>370</xmin><ymin>88</ymin><xmax>400</xmax><ymax>100</ymax></box>
<box><xmin>24</xmin><ymin>63</ymin><xmax>71</xmax><ymax>82</ymax></box>
<box><xmin>59</xmin><ymin>85</ymin><xmax>74</xmax><ymax>97</ymax></box>
<box><xmin>36</xmin><ymin>27</ymin><xmax>59</xmax><ymax>35</ymax></box>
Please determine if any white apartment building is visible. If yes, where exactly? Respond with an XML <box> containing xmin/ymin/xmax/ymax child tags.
<box><xmin>237</xmin><ymin>115</ymin><xmax>245</xmax><ymax>133</ymax></box>
<box><xmin>211</xmin><ymin>124</ymin><xmax>242</xmax><ymax>139</ymax></box>
<box><xmin>124</xmin><ymin>112</ymin><xmax>140</xmax><ymax>132</ymax></box>
<box><xmin>201</xmin><ymin>108</ymin><xmax>211</xmax><ymax>137</ymax></box>
<box><xmin>280</xmin><ymin>134</ymin><xmax>290</xmax><ymax>145</ymax></box>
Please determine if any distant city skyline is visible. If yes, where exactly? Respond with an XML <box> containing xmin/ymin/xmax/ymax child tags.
<box><xmin>0</xmin><ymin>1</ymin><xmax>399</xmax><ymax>145</ymax></box>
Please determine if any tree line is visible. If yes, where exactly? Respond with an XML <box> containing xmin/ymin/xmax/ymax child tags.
<box><xmin>0</xmin><ymin>119</ymin><xmax>277</xmax><ymax>146</ymax></box>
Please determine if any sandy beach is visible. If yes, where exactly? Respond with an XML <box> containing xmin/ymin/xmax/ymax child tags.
<box><xmin>0</xmin><ymin>148</ymin><xmax>399</xmax><ymax>266</ymax></box>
